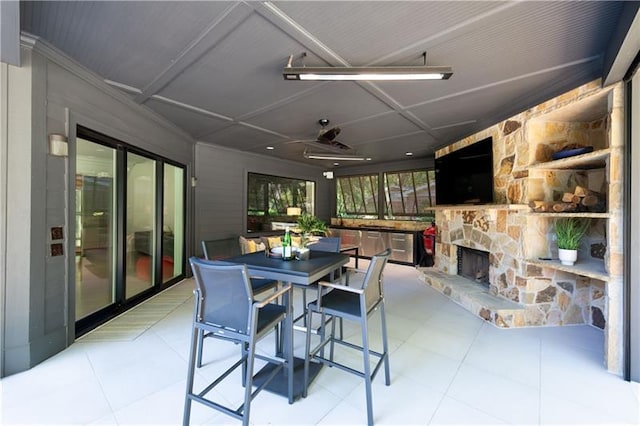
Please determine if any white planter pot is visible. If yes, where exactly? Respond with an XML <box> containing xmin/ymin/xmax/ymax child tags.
<box><xmin>558</xmin><ymin>248</ymin><xmax>578</xmax><ymax>266</ymax></box>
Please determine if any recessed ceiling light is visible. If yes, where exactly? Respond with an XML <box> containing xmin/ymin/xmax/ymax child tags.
<box><xmin>333</xmin><ymin>162</ymin><xmax>340</xmax><ymax>166</ymax></box>
<box><xmin>366</xmin><ymin>158</ymin><xmax>372</xmax><ymax>161</ymax></box>
<box><xmin>266</xmin><ymin>146</ymin><xmax>274</xmax><ymax>150</ymax></box>
<box><xmin>405</xmin><ymin>152</ymin><xmax>413</xmax><ymax>156</ymax></box>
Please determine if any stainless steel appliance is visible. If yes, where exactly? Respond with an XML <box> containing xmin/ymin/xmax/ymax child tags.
<box><xmin>330</xmin><ymin>227</ymin><xmax>416</xmax><ymax>264</ymax></box>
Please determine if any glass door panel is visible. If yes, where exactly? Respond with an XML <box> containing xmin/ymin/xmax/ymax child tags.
<box><xmin>75</xmin><ymin>138</ymin><xmax>117</xmax><ymax>319</ymax></box>
<box><xmin>126</xmin><ymin>153</ymin><xmax>156</xmax><ymax>299</ymax></box>
<box><xmin>163</xmin><ymin>164</ymin><xmax>184</xmax><ymax>282</ymax></box>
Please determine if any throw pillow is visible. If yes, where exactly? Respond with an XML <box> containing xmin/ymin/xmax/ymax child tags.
<box><xmin>238</xmin><ymin>236</ymin><xmax>252</xmax><ymax>254</ymax></box>
<box><xmin>267</xmin><ymin>236</ymin><xmax>282</xmax><ymax>248</ymax></box>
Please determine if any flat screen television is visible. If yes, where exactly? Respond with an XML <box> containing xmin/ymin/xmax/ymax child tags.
<box><xmin>435</xmin><ymin>136</ymin><xmax>494</xmax><ymax>205</ymax></box>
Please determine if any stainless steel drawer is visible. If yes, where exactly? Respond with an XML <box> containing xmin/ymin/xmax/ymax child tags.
<box><xmin>388</xmin><ymin>232</ymin><xmax>414</xmax><ymax>263</ymax></box>
<box><xmin>362</xmin><ymin>231</ymin><xmax>386</xmax><ymax>257</ymax></box>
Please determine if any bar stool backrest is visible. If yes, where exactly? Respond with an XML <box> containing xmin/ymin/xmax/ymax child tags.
<box><xmin>189</xmin><ymin>258</ymin><xmax>254</xmax><ymax>335</ymax></box>
<box><xmin>308</xmin><ymin>237</ymin><xmax>341</xmax><ymax>253</ymax></box>
<box><xmin>361</xmin><ymin>249</ymin><xmax>391</xmax><ymax>311</ymax></box>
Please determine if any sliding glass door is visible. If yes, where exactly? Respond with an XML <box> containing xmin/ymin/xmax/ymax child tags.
<box><xmin>75</xmin><ymin>138</ymin><xmax>117</xmax><ymax>319</ymax></box>
<box><xmin>125</xmin><ymin>153</ymin><xmax>157</xmax><ymax>299</ymax></box>
<box><xmin>163</xmin><ymin>164</ymin><xmax>184</xmax><ymax>282</ymax></box>
<box><xmin>75</xmin><ymin>126</ymin><xmax>186</xmax><ymax>334</ymax></box>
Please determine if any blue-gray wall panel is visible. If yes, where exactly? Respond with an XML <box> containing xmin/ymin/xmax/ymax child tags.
<box><xmin>194</xmin><ymin>142</ymin><xmax>328</xmax><ymax>255</ymax></box>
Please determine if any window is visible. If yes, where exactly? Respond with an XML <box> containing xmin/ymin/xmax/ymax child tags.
<box><xmin>336</xmin><ymin>169</ymin><xmax>435</xmax><ymax>221</ymax></box>
<box><xmin>384</xmin><ymin>170</ymin><xmax>436</xmax><ymax>219</ymax></box>
<box><xmin>247</xmin><ymin>173</ymin><xmax>315</xmax><ymax>232</ymax></box>
<box><xmin>336</xmin><ymin>174</ymin><xmax>379</xmax><ymax>218</ymax></box>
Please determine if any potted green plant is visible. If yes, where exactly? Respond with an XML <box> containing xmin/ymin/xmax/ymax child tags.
<box><xmin>554</xmin><ymin>217</ymin><xmax>590</xmax><ymax>266</ymax></box>
<box><xmin>296</xmin><ymin>214</ymin><xmax>328</xmax><ymax>247</ymax></box>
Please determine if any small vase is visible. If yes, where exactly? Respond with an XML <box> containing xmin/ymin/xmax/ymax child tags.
<box><xmin>558</xmin><ymin>248</ymin><xmax>578</xmax><ymax>266</ymax></box>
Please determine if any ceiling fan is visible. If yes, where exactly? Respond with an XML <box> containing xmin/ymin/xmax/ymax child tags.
<box><xmin>286</xmin><ymin>119</ymin><xmax>352</xmax><ymax>152</ymax></box>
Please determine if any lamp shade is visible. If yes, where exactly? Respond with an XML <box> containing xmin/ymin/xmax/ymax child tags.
<box><xmin>287</xmin><ymin>207</ymin><xmax>302</xmax><ymax>216</ymax></box>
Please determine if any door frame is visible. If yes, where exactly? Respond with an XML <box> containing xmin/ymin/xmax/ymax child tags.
<box><xmin>69</xmin><ymin>124</ymin><xmax>187</xmax><ymax>338</ymax></box>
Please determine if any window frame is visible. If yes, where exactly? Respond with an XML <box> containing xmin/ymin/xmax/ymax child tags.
<box><xmin>383</xmin><ymin>168</ymin><xmax>436</xmax><ymax>219</ymax></box>
<box><xmin>336</xmin><ymin>173</ymin><xmax>379</xmax><ymax>217</ymax></box>
<box><xmin>335</xmin><ymin>167</ymin><xmax>435</xmax><ymax>221</ymax></box>
<box><xmin>246</xmin><ymin>172</ymin><xmax>316</xmax><ymax>232</ymax></box>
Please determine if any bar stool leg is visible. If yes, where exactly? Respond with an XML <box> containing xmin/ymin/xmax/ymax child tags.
<box><xmin>361</xmin><ymin>318</ymin><xmax>374</xmax><ymax>426</ymax></box>
<box><xmin>303</xmin><ymin>306</ymin><xmax>314</xmax><ymax>398</ymax></box>
<box><xmin>196</xmin><ymin>329</ymin><xmax>205</xmax><ymax>368</ymax></box>
<box><xmin>183</xmin><ymin>324</ymin><xmax>199</xmax><ymax>425</ymax></box>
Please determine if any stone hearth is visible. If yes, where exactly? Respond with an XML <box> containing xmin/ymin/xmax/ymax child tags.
<box><xmin>418</xmin><ymin>268</ymin><xmax>523</xmax><ymax>328</ymax></box>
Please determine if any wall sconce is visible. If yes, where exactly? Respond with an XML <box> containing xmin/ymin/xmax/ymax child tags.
<box><xmin>48</xmin><ymin>133</ymin><xmax>68</xmax><ymax>157</ymax></box>
<box><xmin>286</xmin><ymin>207</ymin><xmax>302</xmax><ymax>216</ymax></box>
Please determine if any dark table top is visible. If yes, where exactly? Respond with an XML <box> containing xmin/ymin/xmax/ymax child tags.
<box><xmin>224</xmin><ymin>250</ymin><xmax>349</xmax><ymax>286</ymax></box>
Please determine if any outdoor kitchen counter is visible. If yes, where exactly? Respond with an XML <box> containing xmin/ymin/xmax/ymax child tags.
<box><xmin>328</xmin><ymin>224</ymin><xmax>424</xmax><ymax>264</ymax></box>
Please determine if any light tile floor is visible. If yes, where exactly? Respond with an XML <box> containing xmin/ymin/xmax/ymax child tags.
<box><xmin>2</xmin><ymin>260</ymin><xmax>639</xmax><ymax>425</ymax></box>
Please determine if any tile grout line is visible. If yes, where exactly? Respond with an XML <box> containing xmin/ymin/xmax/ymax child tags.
<box><xmin>425</xmin><ymin>308</ymin><xmax>483</xmax><ymax>424</ymax></box>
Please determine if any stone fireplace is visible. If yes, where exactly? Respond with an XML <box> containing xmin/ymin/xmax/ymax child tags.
<box><xmin>417</xmin><ymin>206</ymin><xmax>604</xmax><ymax>331</ymax></box>
<box><xmin>416</xmin><ymin>80</ymin><xmax>624</xmax><ymax>374</ymax></box>
<box><xmin>457</xmin><ymin>246</ymin><xmax>490</xmax><ymax>287</ymax></box>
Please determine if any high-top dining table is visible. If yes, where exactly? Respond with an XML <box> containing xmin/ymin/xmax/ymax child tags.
<box><xmin>224</xmin><ymin>250</ymin><xmax>350</xmax><ymax>401</ymax></box>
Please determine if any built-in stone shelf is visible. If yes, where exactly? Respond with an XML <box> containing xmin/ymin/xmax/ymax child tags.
<box><xmin>528</xmin><ymin>148</ymin><xmax>610</xmax><ymax>170</ymax></box>
<box><xmin>524</xmin><ymin>212</ymin><xmax>611</xmax><ymax>218</ymax></box>
<box><xmin>425</xmin><ymin>204</ymin><xmax>529</xmax><ymax>211</ymax></box>
<box><xmin>417</xmin><ymin>268</ymin><xmax>525</xmax><ymax>328</ymax></box>
<box><xmin>526</xmin><ymin>257</ymin><xmax>609</xmax><ymax>282</ymax></box>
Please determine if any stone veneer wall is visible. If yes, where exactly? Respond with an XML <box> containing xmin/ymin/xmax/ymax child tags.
<box><xmin>433</xmin><ymin>79</ymin><xmax>625</xmax><ymax>374</ymax></box>
<box><xmin>434</xmin><ymin>208</ymin><xmax>601</xmax><ymax>328</ymax></box>
<box><xmin>435</xmin><ymin>79</ymin><xmax>606</xmax><ymax>204</ymax></box>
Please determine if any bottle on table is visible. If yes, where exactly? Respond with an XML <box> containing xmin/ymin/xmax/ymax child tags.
<box><xmin>282</xmin><ymin>226</ymin><xmax>293</xmax><ymax>260</ymax></box>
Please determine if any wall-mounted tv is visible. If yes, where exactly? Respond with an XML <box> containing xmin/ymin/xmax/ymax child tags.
<box><xmin>435</xmin><ymin>136</ymin><xmax>494</xmax><ymax>205</ymax></box>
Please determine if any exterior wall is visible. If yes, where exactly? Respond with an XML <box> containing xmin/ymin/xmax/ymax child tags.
<box><xmin>1</xmin><ymin>50</ymin><xmax>40</xmax><ymax>375</ymax></box>
<box><xmin>1</xmin><ymin>40</ymin><xmax>196</xmax><ymax>377</ymax></box>
<box><xmin>194</xmin><ymin>142</ymin><xmax>329</xmax><ymax>255</ymax></box>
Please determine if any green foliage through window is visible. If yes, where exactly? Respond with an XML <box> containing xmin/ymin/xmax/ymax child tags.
<box><xmin>336</xmin><ymin>174</ymin><xmax>378</xmax><ymax>217</ymax></box>
<box><xmin>336</xmin><ymin>169</ymin><xmax>435</xmax><ymax>220</ymax></box>
<box><xmin>384</xmin><ymin>170</ymin><xmax>436</xmax><ymax>219</ymax></box>
<box><xmin>247</xmin><ymin>173</ymin><xmax>315</xmax><ymax>232</ymax></box>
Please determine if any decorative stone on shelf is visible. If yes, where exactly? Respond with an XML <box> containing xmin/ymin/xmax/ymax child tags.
<box><xmin>551</xmin><ymin>144</ymin><xmax>594</xmax><ymax>160</ymax></box>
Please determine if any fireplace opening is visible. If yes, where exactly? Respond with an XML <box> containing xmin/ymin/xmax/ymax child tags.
<box><xmin>457</xmin><ymin>246</ymin><xmax>490</xmax><ymax>288</ymax></box>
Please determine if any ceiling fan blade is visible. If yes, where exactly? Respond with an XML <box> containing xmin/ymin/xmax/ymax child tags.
<box><xmin>284</xmin><ymin>138</ymin><xmax>315</xmax><ymax>145</ymax></box>
<box><xmin>317</xmin><ymin>126</ymin><xmax>341</xmax><ymax>141</ymax></box>
<box><xmin>313</xmin><ymin>138</ymin><xmax>352</xmax><ymax>150</ymax></box>
<box><xmin>299</xmin><ymin>140</ymin><xmax>352</xmax><ymax>153</ymax></box>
